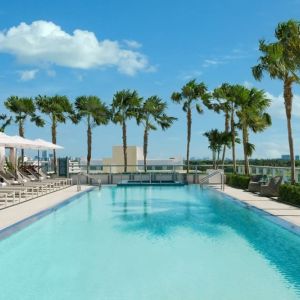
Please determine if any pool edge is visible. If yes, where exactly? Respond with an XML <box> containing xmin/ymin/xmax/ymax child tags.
<box><xmin>212</xmin><ymin>187</ymin><xmax>300</xmax><ymax>237</ymax></box>
<box><xmin>0</xmin><ymin>186</ymin><xmax>96</xmax><ymax>241</ymax></box>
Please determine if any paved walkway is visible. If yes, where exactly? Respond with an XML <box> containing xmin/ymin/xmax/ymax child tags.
<box><xmin>0</xmin><ymin>185</ymin><xmax>92</xmax><ymax>231</ymax></box>
<box><xmin>220</xmin><ymin>185</ymin><xmax>300</xmax><ymax>229</ymax></box>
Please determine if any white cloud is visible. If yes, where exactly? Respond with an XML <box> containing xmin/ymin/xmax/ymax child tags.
<box><xmin>179</xmin><ymin>70</ymin><xmax>202</xmax><ymax>80</ymax></box>
<box><xmin>46</xmin><ymin>69</ymin><xmax>56</xmax><ymax>77</ymax></box>
<box><xmin>202</xmin><ymin>59</ymin><xmax>224</xmax><ymax>67</ymax></box>
<box><xmin>256</xmin><ymin>141</ymin><xmax>289</xmax><ymax>158</ymax></box>
<box><xmin>202</xmin><ymin>47</ymin><xmax>250</xmax><ymax>69</ymax></box>
<box><xmin>0</xmin><ymin>20</ymin><xmax>152</xmax><ymax>76</ymax></box>
<box><xmin>242</xmin><ymin>81</ymin><xmax>253</xmax><ymax>88</ymax></box>
<box><xmin>123</xmin><ymin>39</ymin><xmax>142</xmax><ymax>49</ymax></box>
<box><xmin>266</xmin><ymin>92</ymin><xmax>300</xmax><ymax>119</ymax></box>
<box><xmin>18</xmin><ymin>69</ymin><xmax>39</xmax><ymax>81</ymax></box>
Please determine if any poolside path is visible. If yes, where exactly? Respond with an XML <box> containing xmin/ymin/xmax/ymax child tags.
<box><xmin>0</xmin><ymin>185</ymin><xmax>92</xmax><ymax>232</ymax></box>
<box><xmin>220</xmin><ymin>185</ymin><xmax>300</xmax><ymax>230</ymax></box>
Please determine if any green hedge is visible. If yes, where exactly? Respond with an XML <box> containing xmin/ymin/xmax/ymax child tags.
<box><xmin>279</xmin><ymin>184</ymin><xmax>300</xmax><ymax>206</ymax></box>
<box><xmin>226</xmin><ymin>174</ymin><xmax>250</xmax><ymax>189</ymax></box>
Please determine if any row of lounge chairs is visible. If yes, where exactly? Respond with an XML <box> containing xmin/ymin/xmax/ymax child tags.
<box><xmin>248</xmin><ymin>175</ymin><xmax>283</xmax><ymax>197</ymax></box>
<box><xmin>0</xmin><ymin>165</ymin><xmax>72</xmax><ymax>209</ymax></box>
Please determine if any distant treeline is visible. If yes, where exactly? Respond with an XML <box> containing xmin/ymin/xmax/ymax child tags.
<box><xmin>188</xmin><ymin>159</ymin><xmax>300</xmax><ymax>167</ymax></box>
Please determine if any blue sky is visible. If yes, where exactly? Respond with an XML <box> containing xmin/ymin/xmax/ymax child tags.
<box><xmin>0</xmin><ymin>0</ymin><xmax>300</xmax><ymax>160</ymax></box>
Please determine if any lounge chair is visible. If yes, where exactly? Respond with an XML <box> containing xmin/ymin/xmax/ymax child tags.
<box><xmin>0</xmin><ymin>170</ymin><xmax>49</xmax><ymax>197</ymax></box>
<box><xmin>260</xmin><ymin>176</ymin><xmax>283</xmax><ymax>197</ymax></box>
<box><xmin>22</xmin><ymin>165</ymin><xmax>72</xmax><ymax>187</ymax></box>
<box><xmin>248</xmin><ymin>175</ymin><xmax>263</xmax><ymax>193</ymax></box>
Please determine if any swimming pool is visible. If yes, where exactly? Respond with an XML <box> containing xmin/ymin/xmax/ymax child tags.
<box><xmin>0</xmin><ymin>185</ymin><xmax>299</xmax><ymax>299</ymax></box>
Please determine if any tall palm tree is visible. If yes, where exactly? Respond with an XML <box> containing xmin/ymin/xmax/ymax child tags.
<box><xmin>74</xmin><ymin>96</ymin><xmax>110</xmax><ymax>174</ymax></box>
<box><xmin>35</xmin><ymin>95</ymin><xmax>74</xmax><ymax>173</ymax></box>
<box><xmin>212</xmin><ymin>83</ymin><xmax>232</xmax><ymax>168</ymax></box>
<box><xmin>236</xmin><ymin>88</ymin><xmax>272</xmax><ymax>175</ymax></box>
<box><xmin>252</xmin><ymin>19</ymin><xmax>300</xmax><ymax>184</ymax></box>
<box><xmin>171</xmin><ymin>79</ymin><xmax>210</xmax><ymax>173</ymax></box>
<box><xmin>4</xmin><ymin>96</ymin><xmax>44</xmax><ymax>162</ymax></box>
<box><xmin>111</xmin><ymin>90</ymin><xmax>142</xmax><ymax>172</ymax></box>
<box><xmin>137</xmin><ymin>96</ymin><xmax>177</xmax><ymax>172</ymax></box>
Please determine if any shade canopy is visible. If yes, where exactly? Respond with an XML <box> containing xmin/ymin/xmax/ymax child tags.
<box><xmin>33</xmin><ymin>139</ymin><xmax>64</xmax><ymax>150</ymax></box>
<box><xmin>0</xmin><ymin>133</ymin><xmax>63</xmax><ymax>150</ymax></box>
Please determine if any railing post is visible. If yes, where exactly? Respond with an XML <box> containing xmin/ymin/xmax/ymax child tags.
<box><xmin>109</xmin><ymin>165</ymin><xmax>112</xmax><ymax>184</ymax></box>
<box><xmin>77</xmin><ymin>174</ymin><xmax>81</xmax><ymax>192</ymax></box>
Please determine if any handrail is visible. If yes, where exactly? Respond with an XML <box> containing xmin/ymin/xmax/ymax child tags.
<box><xmin>77</xmin><ymin>172</ymin><xmax>102</xmax><ymax>191</ymax></box>
<box><xmin>199</xmin><ymin>170</ymin><xmax>224</xmax><ymax>190</ymax></box>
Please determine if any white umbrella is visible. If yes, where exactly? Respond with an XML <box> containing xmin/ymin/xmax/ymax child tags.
<box><xmin>0</xmin><ymin>133</ymin><xmax>64</xmax><ymax>173</ymax></box>
<box><xmin>0</xmin><ymin>132</ymin><xmax>21</xmax><ymax>148</ymax></box>
<box><xmin>33</xmin><ymin>139</ymin><xmax>63</xmax><ymax>172</ymax></box>
<box><xmin>33</xmin><ymin>139</ymin><xmax>63</xmax><ymax>150</ymax></box>
<box><xmin>11</xmin><ymin>135</ymin><xmax>41</xmax><ymax>149</ymax></box>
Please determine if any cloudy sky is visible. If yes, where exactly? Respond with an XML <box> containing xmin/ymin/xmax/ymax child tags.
<box><xmin>0</xmin><ymin>0</ymin><xmax>300</xmax><ymax>160</ymax></box>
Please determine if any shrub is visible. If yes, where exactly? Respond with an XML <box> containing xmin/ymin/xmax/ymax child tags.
<box><xmin>279</xmin><ymin>184</ymin><xmax>300</xmax><ymax>206</ymax></box>
<box><xmin>226</xmin><ymin>174</ymin><xmax>250</xmax><ymax>189</ymax></box>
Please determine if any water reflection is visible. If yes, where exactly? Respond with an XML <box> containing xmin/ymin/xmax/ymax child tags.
<box><xmin>108</xmin><ymin>185</ymin><xmax>300</xmax><ymax>292</ymax></box>
<box><xmin>87</xmin><ymin>192</ymin><xmax>92</xmax><ymax>222</ymax></box>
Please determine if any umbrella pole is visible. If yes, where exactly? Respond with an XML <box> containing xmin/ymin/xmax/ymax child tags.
<box><xmin>38</xmin><ymin>150</ymin><xmax>40</xmax><ymax>179</ymax></box>
<box><xmin>15</xmin><ymin>148</ymin><xmax>17</xmax><ymax>179</ymax></box>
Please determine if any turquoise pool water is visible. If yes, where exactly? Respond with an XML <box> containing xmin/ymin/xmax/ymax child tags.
<box><xmin>0</xmin><ymin>185</ymin><xmax>300</xmax><ymax>300</ymax></box>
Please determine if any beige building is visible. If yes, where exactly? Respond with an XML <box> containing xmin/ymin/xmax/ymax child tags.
<box><xmin>103</xmin><ymin>146</ymin><xmax>144</xmax><ymax>173</ymax></box>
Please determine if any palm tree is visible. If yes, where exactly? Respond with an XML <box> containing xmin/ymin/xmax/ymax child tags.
<box><xmin>211</xmin><ymin>83</ymin><xmax>232</xmax><ymax>168</ymax></box>
<box><xmin>236</xmin><ymin>88</ymin><xmax>272</xmax><ymax>175</ymax></box>
<box><xmin>137</xmin><ymin>96</ymin><xmax>177</xmax><ymax>172</ymax></box>
<box><xmin>171</xmin><ymin>79</ymin><xmax>210</xmax><ymax>173</ymax></box>
<box><xmin>74</xmin><ymin>96</ymin><xmax>110</xmax><ymax>174</ymax></box>
<box><xmin>0</xmin><ymin>114</ymin><xmax>12</xmax><ymax>132</ymax></box>
<box><xmin>4</xmin><ymin>96</ymin><xmax>44</xmax><ymax>162</ymax></box>
<box><xmin>203</xmin><ymin>129</ymin><xmax>230</xmax><ymax>169</ymax></box>
<box><xmin>252</xmin><ymin>19</ymin><xmax>300</xmax><ymax>184</ymax></box>
<box><xmin>111</xmin><ymin>90</ymin><xmax>142</xmax><ymax>172</ymax></box>
<box><xmin>35</xmin><ymin>95</ymin><xmax>74</xmax><ymax>173</ymax></box>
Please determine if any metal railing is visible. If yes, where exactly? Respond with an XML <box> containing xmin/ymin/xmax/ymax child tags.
<box><xmin>199</xmin><ymin>170</ymin><xmax>225</xmax><ymax>190</ymax></box>
<box><xmin>77</xmin><ymin>172</ymin><xmax>102</xmax><ymax>191</ymax></box>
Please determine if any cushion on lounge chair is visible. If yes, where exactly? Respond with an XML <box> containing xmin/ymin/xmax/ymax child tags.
<box><xmin>260</xmin><ymin>176</ymin><xmax>283</xmax><ymax>197</ymax></box>
<box><xmin>248</xmin><ymin>175</ymin><xmax>263</xmax><ymax>192</ymax></box>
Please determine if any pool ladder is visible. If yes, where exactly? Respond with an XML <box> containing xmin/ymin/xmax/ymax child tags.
<box><xmin>77</xmin><ymin>172</ymin><xmax>102</xmax><ymax>191</ymax></box>
<box><xmin>199</xmin><ymin>170</ymin><xmax>225</xmax><ymax>191</ymax></box>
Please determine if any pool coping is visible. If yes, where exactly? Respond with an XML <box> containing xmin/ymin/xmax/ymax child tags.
<box><xmin>0</xmin><ymin>186</ymin><xmax>95</xmax><ymax>241</ymax></box>
<box><xmin>212</xmin><ymin>186</ymin><xmax>300</xmax><ymax>237</ymax></box>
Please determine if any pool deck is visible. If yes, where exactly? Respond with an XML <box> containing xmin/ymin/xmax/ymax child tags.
<box><xmin>220</xmin><ymin>185</ymin><xmax>300</xmax><ymax>232</ymax></box>
<box><xmin>0</xmin><ymin>185</ymin><xmax>92</xmax><ymax>232</ymax></box>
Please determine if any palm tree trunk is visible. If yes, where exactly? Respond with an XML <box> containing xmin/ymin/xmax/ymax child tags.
<box><xmin>122</xmin><ymin>121</ymin><xmax>127</xmax><ymax>173</ymax></box>
<box><xmin>51</xmin><ymin>116</ymin><xmax>57</xmax><ymax>174</ymax></box>
<box><xmin>231</xmin><ymin>104</ymin><xmax>236</xmax><ymax>173</ymax></box>
<box><xmin>284</xmin><ymin>79</ymin><xmax>295</xmax><ymax>184</ymax></box>
<box><xmin>212</xmin><ymin>151</ymin><xmax>216</xmax><ymax>169</ymax></box>
<box><xmin>87</xmin><ymin>116</ymin><xmax>92</xmax><ymax>175</ymax></box>
<box><xmin>242</xmin><ymin>124</ymin><xmax>250</xmax><ymax>175</ymax></box>
<box><xmin>221</xmin><ymin>112</ymin><xmax>230</xmax><ymax>168</ymax></box>
<box><xmin>143</xmin><ymin>128</ymin><xmax>148</xmax><ymax>172</ymax></box>
<box><xmin>186</xmin><ymin>108</ymin><xmax>191</xmax><ymax>174</ymax></box>
<box><xmin>19</xmin><ymin>119</ymin><xmax>25</xmax><ymax>164</ymax></box>
<box><xmin>217</xmin><ymin>149</ymin><xmax>221</xmax><ymax>169</ymax></box>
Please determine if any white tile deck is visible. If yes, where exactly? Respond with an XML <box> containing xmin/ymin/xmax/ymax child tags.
<box><xmin>0</xmin><ymin>185</ymin><xmax>92</xmax><ymax>231</ymax></box>
<box><xmin>219</xmin><ymin>185</ymin><xmax>300</xmax><ymax>228</ymax></box>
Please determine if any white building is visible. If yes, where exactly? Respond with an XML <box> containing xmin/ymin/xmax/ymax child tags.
<box><xmin>75</xmin><ymin>146</ymin><xmax>183</xmax><ymax>173</ymax></box>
